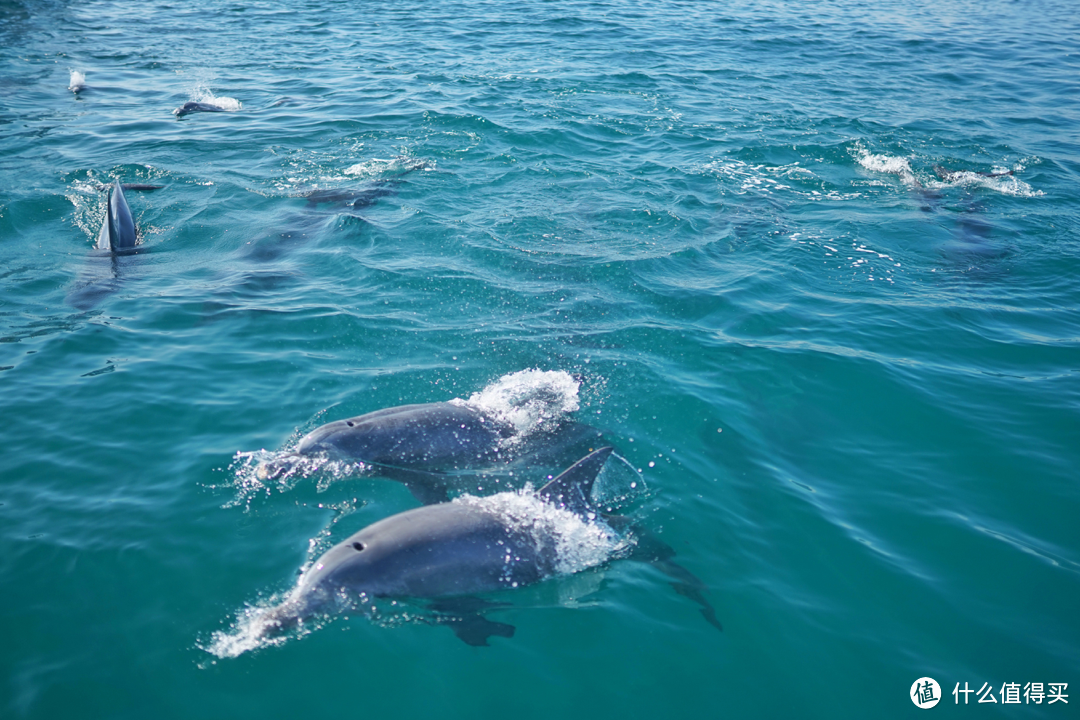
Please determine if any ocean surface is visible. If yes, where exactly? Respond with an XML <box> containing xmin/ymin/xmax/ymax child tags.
<box><xmin>2</xmin><ymin>0</ymin><xmax>1078</xmax><ymax>717</ymax></box>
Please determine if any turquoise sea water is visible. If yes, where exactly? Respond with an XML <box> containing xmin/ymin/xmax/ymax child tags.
<box><xmin>2</xmin><ymin>0</ymin><xmax>1078</xmax><ymax>717</ymax></box>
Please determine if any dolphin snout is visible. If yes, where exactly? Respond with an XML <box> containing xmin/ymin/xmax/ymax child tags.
<box><xmin>255</xmin><ymin>453</ymin><xmax>304</xmax><ymax>481</ymax></box>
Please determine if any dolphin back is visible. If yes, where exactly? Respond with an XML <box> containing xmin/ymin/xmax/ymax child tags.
<box><xmin>96</xmin><ymin>179</ymin><xmax>137</xmax><ymax>251</ymax></box>
<box><xmin>296</xmin><ymin>402</ymin><xmax>511</xmax><ymax>469</ymax></box>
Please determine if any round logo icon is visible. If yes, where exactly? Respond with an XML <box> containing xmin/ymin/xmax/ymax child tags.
<box><xmin>911</xmin><ymin>677</ymin><xmax>941</xmax><ymax>709</ymax></box>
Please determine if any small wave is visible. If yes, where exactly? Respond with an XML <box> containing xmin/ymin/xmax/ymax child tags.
<box><xmin>456</xmin><ymin>369</ymin><xmax>581</xmax><ymax>441</ymax></box>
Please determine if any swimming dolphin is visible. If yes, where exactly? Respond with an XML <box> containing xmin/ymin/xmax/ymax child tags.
<box><xmin>174</xmin><ymin>101</ymin><xmax>226</xmax><ymax>117</ymax></box>
<box><xmin>68</xmin><ymin>70</ymin><xmax>86</xmax><ymax>93</ymax></box>
<box><xmin>303</xmin><ymin>186</ymin><xmax>396</xmax><ymax>210</ymax></box>
<box><xmin>933</xmin><ymin>165</ymin><xmax>1014</xmax><ymax>182</ymax></box>
<box><xmin>250</xmin><ymin>447</ymin><xmax>720</xmax><ymax>646</ymax></box>
<box><xmin>96</xmin><ymin>179</ymin><xmax>137</xmax><ymax>251</ymax></box>
<box><xmin>255</xmin><ymin>401</ymin><xmax>605</xmax><ymax>503</ymax></box>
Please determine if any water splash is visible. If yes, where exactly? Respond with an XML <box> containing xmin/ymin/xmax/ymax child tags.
<box><xmin>186</xmin><ymin>75</ymin><xmax>241</xmax><ymax>111</ymax></box>
<box><xmin>853</xmin><ymin>145</ymin><xmax>920</xmax><ymax>187</ymax></box>
<box><xmin>200</xmin><ymin>589</ymin><xmax>326</xmax><ymax>660</ymax></box>
<box><xmin>344</xmin><ymin>155</ymin><xmax>434</xmax><ymax>178</ymax></box>
<box><xmin>927</xmin><ymin>167</ymin><xmax>1044</xmax><ymax>198</ymax></box>
<box><xmin>455</xmin><ymin>488</ymin><xmax>630</xmax><ymax>577</ymax></box>
<box><xmin>225</xmin><ymin>449</ymin><xmax>370</xmax><ymax>509</ymax></box>
<box><xmin>456</xmin><ymin>369</ymin><xmax>581</xmax><ymax>442</ymax></box>
<box><xmin>854</xmin><ymin>144</ymin><xmax>1043</xmax><ymax>197</ymax></box>
<box><xmin>68</xmin><ymin>70</ymin><xmax>86</xmax><ymax>93</ymax></box>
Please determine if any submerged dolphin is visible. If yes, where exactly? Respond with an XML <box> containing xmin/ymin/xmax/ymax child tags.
<box><xmin>933</xmin><ymin>165</ymin><xmax>1013</xmax><ymax>182</ymax></box>
<box><xmin>251</xmin><ymin>447</ymin><xmax>721</xmax><ymax>646</ymax></box>
<box><xmin>68</xmin><ymin>180</ymin><xmax>164</xmax><ymax>308</ymax></box>
<box><xmin>255</xmin><ymin>401</ymin><xmax>605</xmax><ymax>503</ymax></box>
<box><xmin>174</xmin><ymin>101</ymin><xmax>226</xmax><ymax>117</ymax></box>
<box><xmin>96</xmin><ymin>179</ymin><xmax>137</xmax><ymax>252</ymax></box>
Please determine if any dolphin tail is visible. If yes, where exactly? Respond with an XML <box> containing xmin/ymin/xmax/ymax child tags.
<box><xmin>654</xmin><ymin>559</ymin><xmax>723</xmax><ymax>632</ymax></box>
<box><xmin>537</xmin><ymin>446</ymin><xmax>614</xmax><ymax>515</ymax></box>
<box><xmin>429</xmin><ymin>598</ymin><xmax>516</xmax><ymax>646</ymax></box>
<box><xmin>628</xmin><ymin>525</ymin><xmax>724</xmax><ymax>632</ymax></box>
<box><xmin>445</xmin><ymin>615</ymin><xmax>516</xmax><ymax>646</ymax></box>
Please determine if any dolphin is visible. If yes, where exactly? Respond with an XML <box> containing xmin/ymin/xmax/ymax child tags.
<box><xmin>96</xmin><ymin>179</ymin><xmax>137</xmax><ymax>252</ymax></box>
<box><xmin>255</xmin><ymin>401</ymin><xmax>605</xmax><ymax>503</ymax></box>
<box><xmin>68</xmin><ymin>70</ymin><xmax>86</xmax><ymax>93</ymax></box>
<box><xmin>303</xmin><ymin>186</ymin><xmax>396</xmax><ymax>210</ymax></box>
<box><xmin>174</xmin><ymin>101</ymin><xmax>226</xmax><ymax>117</ymax></box>
<box><xmin>68</xmin><ymin>180</ymin><xmax>164</xmax><ymax>308</ymax></box>
<box><xmin>250</xmin><ymin>447</ymin><xmax>720</xmax><ymax>646</ymax></box>
<box><xmin>933</xmin><ymin>165</ymin><xmax>1013</xmax><ymax>182</ymax></box>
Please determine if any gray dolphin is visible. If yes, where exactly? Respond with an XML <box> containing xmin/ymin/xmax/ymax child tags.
<box><xmin>255</xmin><ymin>401</ymin><xmax>605</xmax><ymax>503</ymax></box>
<box><xmin>255</xmin><ymin>448</ymin><xmax>615</xmax><ymax>644</ymax></box>
<box><xmin>251</xmin><ymin>447</ymin><xmax>721</xmax><ymax>646</ymax></box>
<box><xmin>173</xmin><ymin>100</ymin><xmax>226</xmax><ymax>117</ymax></box>
<box><xmin>96</xmin><ymin>179</ymin><xmax>137</xmax><ymax>252</ymax></box>
<box><xmin>68</xmin><ymin>180</ymin><xmax>164</xmax><ymax>308</ymax></box>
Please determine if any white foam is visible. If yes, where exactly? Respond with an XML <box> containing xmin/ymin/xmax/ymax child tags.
<box><xmin>854</xmin><ymin>143</ymin><xmax>1044</xmax><ymax>198</ymax></box>
<box><xmin>224</xmin><ymin>449</ymin><xmax>369</xmax><ymax>509</ymax></box>
<box><xmin>454</xmin><ymin>488</ymin><xmax>626</xmax><ymax>577</ymax></box>
<box><xmin>189</xmin><ymin>78</ymin><xmax>242</xmax><ymax>111</ymax></box>
<box><xmin>854</xmin><ymin>145</ymin><xmax>918</xmax><ymax>186</ymax></box>
<box><xmin>928</xmin><ymin>170</ymin><xmax>1044</xmax><ymax>198</ymax></box>
<box><xmin>344</xmin><ymin>155</ymin><xmax>433</xmax><ymax>178</ymax></box>
<box><xmin>68</xmin><ymin>70</ymin><xmax>86</xmax><ymax>93</ymax></box>
<box><xmin>200</xmin><ymin>593</ymin><xmax>319</xmax><ymax>660</ymax></box>
<box><xmin>200</xmin><ymin>94</ymin><xmax>242</xmax><ymax>111</ymax></box>
<box><xmin>456</xmin><ymin>369</ymin><xmax>581</xmax><ymax>440</ymax></box>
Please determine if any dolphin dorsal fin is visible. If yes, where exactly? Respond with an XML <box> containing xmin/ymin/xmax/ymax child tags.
<box><xmin>96</xmin><ymin>182</ymin><xmax>116</xmax><ymax>250</ymax></box>
<box><xmin>537</xmin><ymin>447</ymin><xmax>613</xmax><ymax>516</ymax></box>
<box><xmin>96</xmin><ymin>179</ymin><xmax>136</xmax><ymax>251</ymax></box>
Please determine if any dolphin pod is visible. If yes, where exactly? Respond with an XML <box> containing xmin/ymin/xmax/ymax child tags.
<box><xmin>255</xmin><ymin>401</ymin><xmax>606</xmax><ymax>504</ymax></box>
<box><xmin>252</xmin><ymin>448</ymin><xmax>721</xmax><ymax>646</ymax></box>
